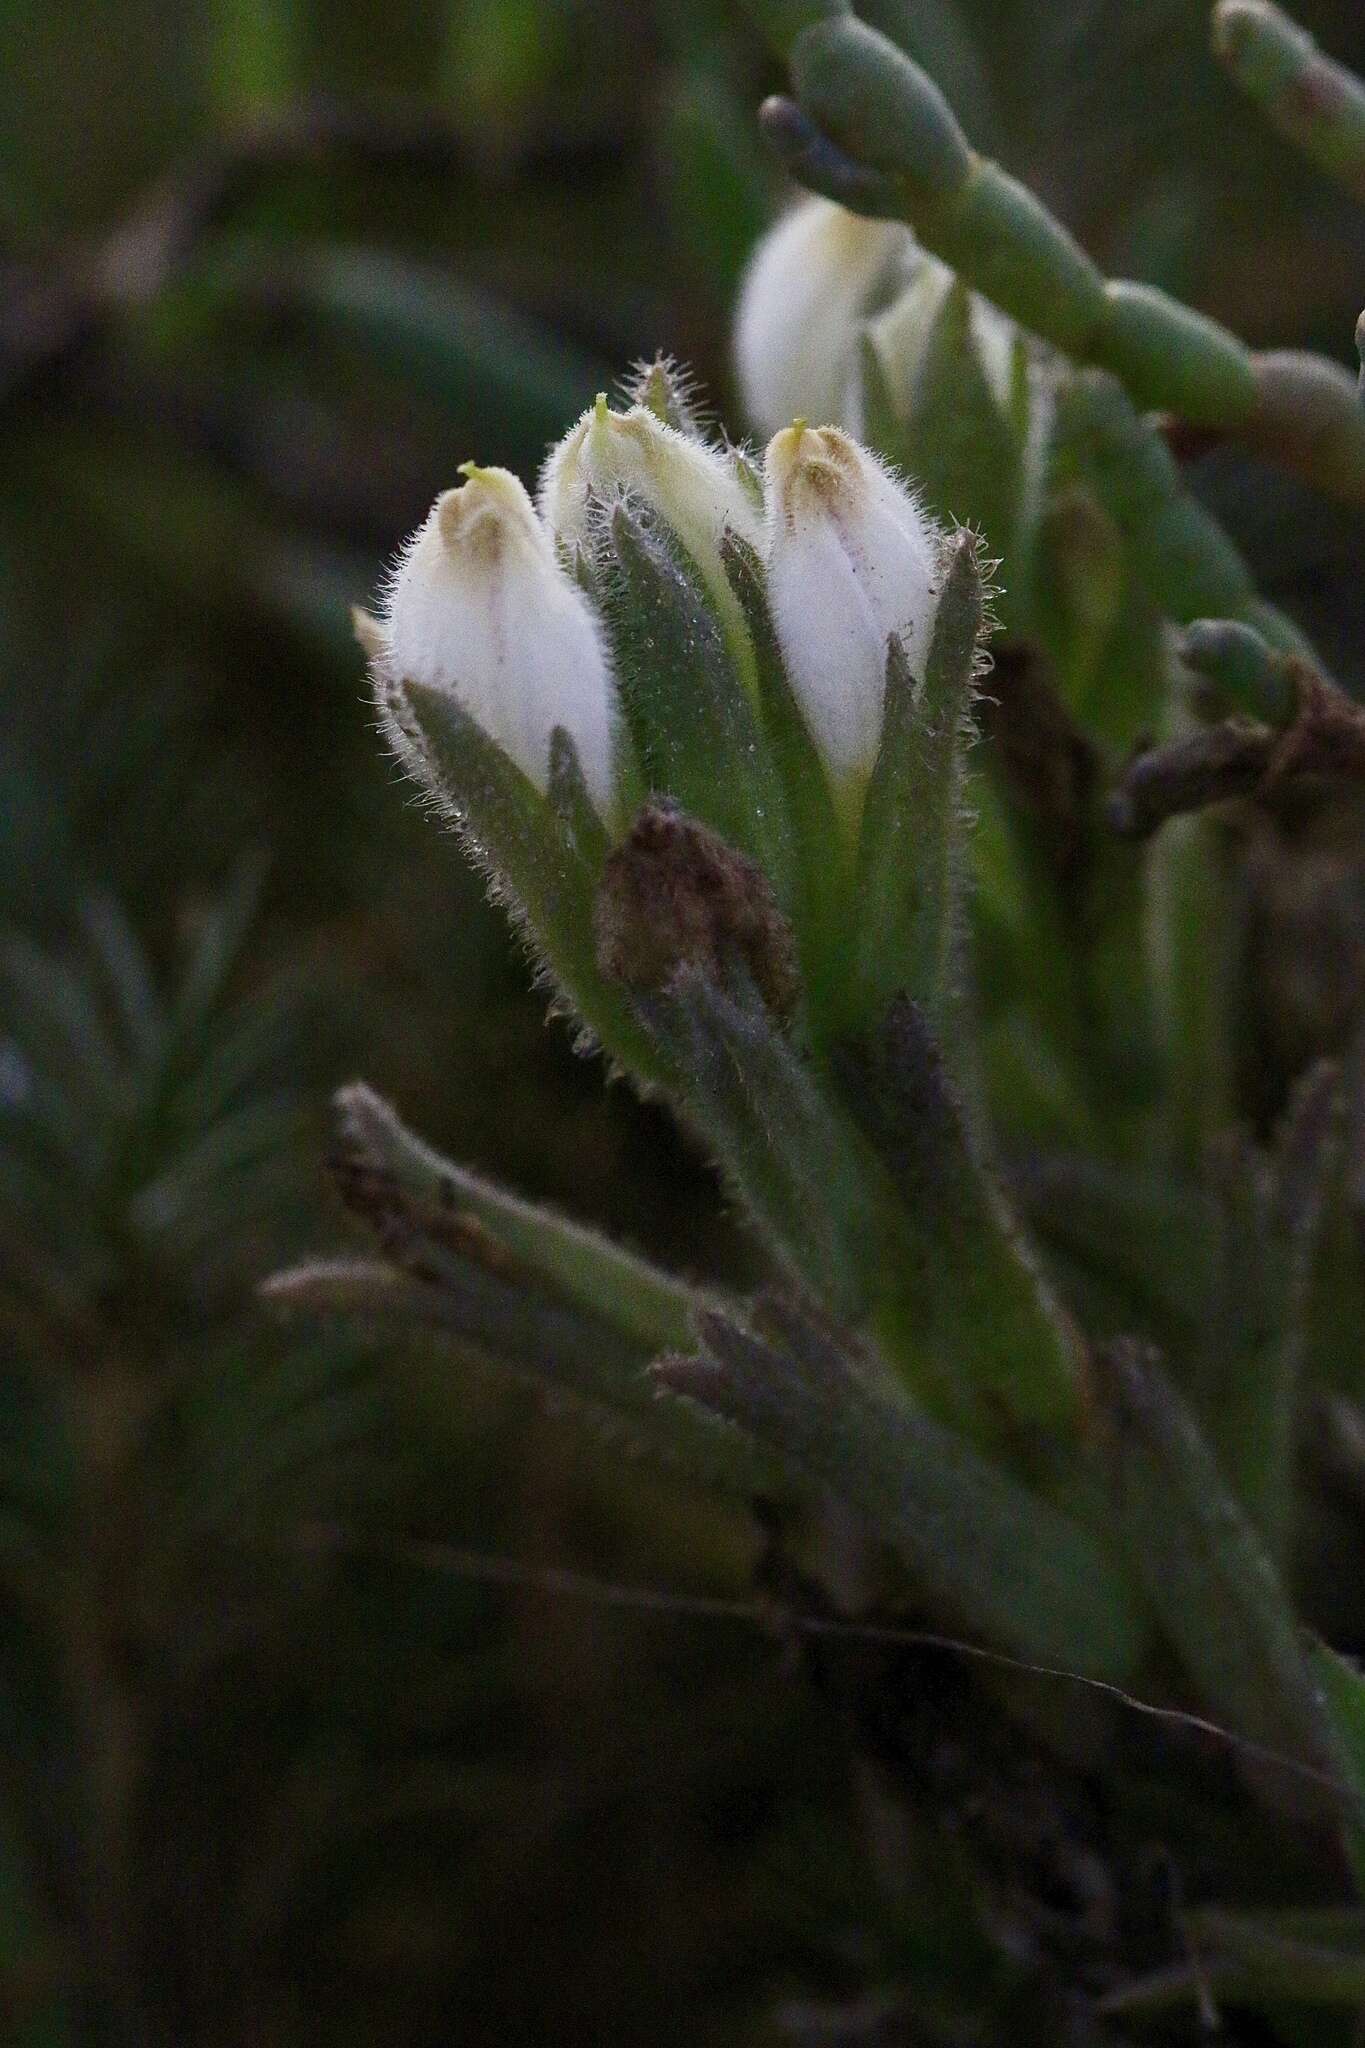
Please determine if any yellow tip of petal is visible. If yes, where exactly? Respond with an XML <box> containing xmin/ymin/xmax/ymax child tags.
<box><xmin>433</xmin><ymin>468</ymin><xmax>539</xmax><ymax>560</ymax></box>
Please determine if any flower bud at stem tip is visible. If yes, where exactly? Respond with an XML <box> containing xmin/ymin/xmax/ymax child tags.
<box><xmin>763</xmin><ymin>424</ymin><xmax>944</xmax><ymax>813</ymax></box>
<box><xmin>382</xmin><ymin>466</ymin><xmax>620</xmax><ymax>817</ymax></box>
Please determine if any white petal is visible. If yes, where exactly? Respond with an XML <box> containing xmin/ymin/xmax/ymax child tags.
<box><xmin>767</xmin><ymin>518</ymin><xmax>888</xmax><ymax>784</ymax></box>
<box><xmin>764</xmin><ymin>425</ymin><xmax>943</xmax><ymax>794</ymax></box>
<box><xmin>734</xmin><ymin>198</ymin><xmax>914</xmax><ymax>439</ymax></box>
<box><xmin>539</xmin><ymin>398</ymin><xmax>761</xmax><ymax>563</ymax></box>
<box><xmin>383</xmin><ymin>466</ymin><xmax>618</xmax><ymax>813</ymax></box>
<box><xmin>866</xmin><ymin>254</ymin><xmax>1019</xmax><ymax>416</ymax></box>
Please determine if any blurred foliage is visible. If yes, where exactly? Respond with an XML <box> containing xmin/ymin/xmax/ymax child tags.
<box><xmin>5</xmin><ymin>0</ymin><xmax>1365</xmax><ymax>2042</ymax></box>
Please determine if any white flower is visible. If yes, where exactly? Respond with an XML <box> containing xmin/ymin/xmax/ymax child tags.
<box><xmin>539</xmin><ymin>395</ymin><xmax>761</xmax><ymax>674</ymax></box>
<box><xmin>734</xmin><ymin>197</ymin><xmax>914</xmax><ymax>440</ymax></box>
<box><xmin>764</xmin><ymin>424</ymin><xmax>943</xmax><ymax>799</ymax></box>
<box><xmin>379</xmin><ymin>464</ymin><xmax>618</xmax><ymax>815</ymax></box>
<box><xmin>860</xmin><ymin>253</ymin><xmax>1019</xmax><ymax>430</ymax></box>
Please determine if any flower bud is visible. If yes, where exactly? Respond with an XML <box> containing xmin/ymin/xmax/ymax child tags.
<box><xmin>734</xmin><ymin>196</ymin><xmax>914</xmax><ymax>440</ymax></box>
<box><xmin>861</xmin><ymin>253</ymin><xmax>1019</xmax><ymax>429</ymax></box>
<box><xmin>380</xmin><ymin>464</ymin><xmax>618</xmax><ymax>815</ymax></box>
<box><xmin>764</xmin><ymin>423</ymin><xmax>943</xmax><ymax>799</ymax></box>
<box><xmin>538</xmin><ymin>395</ymin><xmax>762</xmax><ymax>675</ymax></box>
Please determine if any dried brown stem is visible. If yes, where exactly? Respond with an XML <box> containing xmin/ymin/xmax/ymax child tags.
<box><xmin>1108</xmin><ymin>666</ymin><xmax>1365</xmax><ymax>838</ymax></box>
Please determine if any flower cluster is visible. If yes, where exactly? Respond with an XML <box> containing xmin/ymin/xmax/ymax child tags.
<box><xmin>365</xmin><ymin>382</ymin><xmax>948</xmax><ymax>833</ymax></box>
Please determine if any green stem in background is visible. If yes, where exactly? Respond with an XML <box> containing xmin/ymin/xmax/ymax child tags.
<box><xmin>1214</xmin><ymin>0</ymin><xmax>1365</xmax><ymax>206</ymax></box>
<box><xmin>753</xmin><ymin>11</ymin><xmax>1365</xmax><ymax>503</ymax></box>
<box><xmin>1147</xmin><ymin>814</ymin><xmax>1241</xmax><ymax>1170</ymax></box>
<box><xmin>1180</xmin><ymin>617</ymin><xmax>1300</xmax><ymax>726</ymax></box>
<box><xmin>1048</xmin><ymin>371</ymin><xmax>1314</xmax><ymax>659</ymax></box>
<box><xmin>743</xmin><ymin>0</ymin><xmax>852</xmax><ymax>59</ymax></box>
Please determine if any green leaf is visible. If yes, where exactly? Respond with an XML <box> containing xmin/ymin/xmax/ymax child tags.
<box><xmin>832</xmin><ymin>995</ymin><xmax>1085</xmax><ymax>1436</ymax></box>
<box><xmin>1012</xmin><ymin>1151</ymin><xmax>1215</xmax><ymax>1344</ymax></box>
<box><xmin>1147</xmin><ymin>812</ymin><xmax>1240</xmax><ymax>1167</ymax></box>
<box><xmin>853</xmin><ymin>330</ymin><xmax>909</xmax><ymax>467</ymax></box>
<box><xmin>659</xmin><ymin>1297</ymin><xmax>1141</xmax><ymax>1679</ymax></box>
<box><xmin>660</xmin><ymin>69</ymin><xmax>773</xmax><ymax>296</ymax></box>
<box><xmin>1309</xmin><ymin>1639</ymin><xmax>1365</xmax><ymax>1892</ymax></box>
<box><xmin>896</xmin><ymin>279</ymin><xmax>1023</xmax><ymax>571</ymax></box>
<box><xmin>268</xmin><ymin>1082</ymin><xmax>778</xmax><ymax>1496</ymax></box>
<box><xmin>719</xmin><ymin>530</ymin><xmax>850</xmax><ymax>1022</ymax></box>
<box><xmin>848</xmin><ymin>532</ymin><xmax>983</xmax><ymax>1035</ymax></box>
<box><xmin>1032</xmin><ymin>482</ymin><xmax>1142</xmax><ymax>746</ymax></box>
<box><xmin>639</xmin><ymin>969</ymin><xmax>890</xmax><ymax>1323</ymax></box>
<box><xmin>596</xmin><ymin>504</ymin><xmax>794</xmax><ymax>903</ymax></box>
<box><xmin>546</xmin><ymin>726</ymin><xmax>611</xmax><ymax>874</ymax></box>
<box><xmin>1195</xmin><ymin>1064</ymin><xmax>1342</xmax><ymax>1567</ymax></box>
<box><xmin>330</xmin><ymin>1082</ymin><xmax>706</xmax><ymax>1355</ymax></box>
<box><xmin>1094</xmin><ymin>1340</ymin><xmax>1347</xmax><ymax>1821</ymax></box>
<box><xmin>266</xmin><ymin>1253</ymin><xmax>775</xmax><ymax>1498</ymax></box>
<box><xmin>393</xmin><ymin>677</ymin><xmax>659</xmax><ymax>1083</ymax></box>
<box><xmin>284</xmin><ymin>244</ymin><xmax>609</xmax><ymax>455</ymax></box>
<box><xmin>1105</xmin><ymin>1907</ymin><xmax>1365</xmax><ymax>2016</ymax></box>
